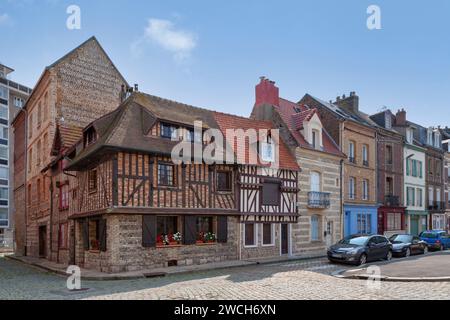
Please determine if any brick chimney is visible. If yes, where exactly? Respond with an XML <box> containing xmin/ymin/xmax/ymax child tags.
<box><xmin>334</xmin><ymin>91</ymin><xmax>359</xmax><ymax>114</ymax></box>
<box><xmin>255</xmin><ymin>76</ymin><xmax>279</xmax><ymax>107</ymax></box>
<box><xmin>395</xmin><ymin>109</ymin><xmax>406</xmax><ymax>126</ymax></box>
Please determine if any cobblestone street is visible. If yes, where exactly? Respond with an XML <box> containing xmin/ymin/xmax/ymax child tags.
<box><xmin>1</xmin><ymin>255</ymin><xmax>450</xmax><ymax>300</ymax></box>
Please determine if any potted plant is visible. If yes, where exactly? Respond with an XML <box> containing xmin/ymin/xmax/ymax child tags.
<box><xmin>173</xmin><ymin>232</ymin><xmax>182</xmax><ymax>244</ymax></box>
<box><xmin>203</xmin><ymin>232</ymin><xmax>216</xmax><ymax>243</ymax></box>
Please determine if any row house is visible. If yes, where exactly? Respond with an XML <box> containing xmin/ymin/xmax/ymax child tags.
<box><xmin>369</xmin><ymin>110</ymin><xmax>406</xmax><ymax>237</ymax></box>
<box><xmin>392</xmin><ymin>110</ymin><xmax>428</xmax><ymax>235</ymax></box>
<box><xmin>11</xmin><ymin>37</ymin><xmax>127</xmax><ymax>261</ymax></box>
<box><xmin>441</xmin><ymin>128</ymin><xmax>450</xmax><ymax>230</ymax></box>
<box><xmin>299</xmin><ymin>93</ymin><xmax>378</xmax><ymax>236</ymax></box>
<box><xmin>63</xmin><ymin>92</ymin><xmax>299</xmax><ymax>272</ymax></box>
<box><xmin>250</xmin><ymin>78</ymin><xmax>345</xmax><ymax>256</ymax></box>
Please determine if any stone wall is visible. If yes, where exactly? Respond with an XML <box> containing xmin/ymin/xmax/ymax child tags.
<box><xmin>240</xmin><ymin>222</ymin><xmax>281</xmax><ymax>260</ymax></box>
<box><xmin>80</xmin><ymin>215</ymin><xmax>239</xmax><ymax>273</ymax></box>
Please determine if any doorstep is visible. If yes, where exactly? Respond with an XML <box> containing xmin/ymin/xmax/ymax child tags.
<box><xmin>5</xmin><ymin>254</ymin><xmax>257</xmax><ymax>281</ymax></box>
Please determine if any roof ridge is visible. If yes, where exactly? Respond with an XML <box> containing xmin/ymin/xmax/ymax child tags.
<box><xmin>214</xmin><ymin>110</ymin><xmax>272</xmax><ymax>124</ymax></box>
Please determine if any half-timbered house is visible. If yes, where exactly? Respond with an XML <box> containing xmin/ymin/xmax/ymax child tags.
<box><xmin>214</xmin><ymin>112</ymin><xmax>300</xmax><ymax>259</ymax></box>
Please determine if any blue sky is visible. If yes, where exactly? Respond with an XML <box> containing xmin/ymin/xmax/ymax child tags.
<box><xmin>1</xmin><ymin>0</ymin><xmax>449</xmax><ymax>127</ymax></box>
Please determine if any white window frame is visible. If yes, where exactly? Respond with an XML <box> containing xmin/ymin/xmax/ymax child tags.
<box><xmin>260</xmin><ymin>141</ymin><xmax>275</xmax><ymax>163</ymax></box>
<box><xmin>362</xmin><ymin>145</ymin><xmax>368</xmax><ymax>163</ymax></box>
<box><xmin>348</xmin><ymin>141</ymin><xmax>355</xmax><ymax>159</ymax></box>
<box><xmin>362</xmin><ymin>179</ymin><xmax>369</xmax><ymax>200</ymax></box>
<box><xmin>243</xmin><ymin>223</ymin><xmax>258</xmax><ymax>248</ymax></box>
<box><xmin>261</xmin><ymin>223</ymin><xmax>275</xmax><ymax>247</ymax></box>
<box><xmin>349</xmin><ymin>177</ymin><xmax>355</xmax><ymax>200</ymax></box>
<box><xmin>310</xmin><ymin>215</ymin><xmax>320</xmax><ymax>242</ymax></box>
<box><xmin>406</xmin><ymin>129</ymin><xmax>413</xmax><ymax>144</ymax></box>
<box><xmin>0</xmin><ymin>208</ymin><xmax>8</xmax><ymax>228</ymax></box>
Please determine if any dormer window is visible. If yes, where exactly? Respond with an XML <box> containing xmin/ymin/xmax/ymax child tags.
<box><xmin>84</xmin><ymin>127</ymin><xmax>97</xmax><ymax>147</ymax></box>
<box><xmin>186</xmin><ymin>129</ymin><xmax>202</xmax><ymax>143</ymax></box>
<box><xmin>406</xmin><ymin>128</ymin><xmax>413</xmax><ymax>144</ymax></box>
<box><xmin>385</xmin><ymin>113</ymin><xmax>392</xmax><ymax>129</ymax></box>
<box><xmin>312</xmin><ymin>129</ymin><xmax>320</xmax><ymax>150</ymax></box>
<box><xmin>434</xmin><ymin>132</ymin><xmax>441</xmax><ymax>148</ymax></box>
<box><xmin>260</xmin><ymin>134</ymin><xmax>275</xmax><ymax>163</ymax></box>
<box><xmin>160</xmin><ymin>123</ymin><xmax>178</xmax><ymax>140</ymax></box>
<box><xmin>427</xmin><ymin>128</ymin><xmax>433</xmax><ymax>145</ymax></box>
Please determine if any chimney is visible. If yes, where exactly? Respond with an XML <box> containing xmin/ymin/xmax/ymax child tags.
<box><xmin>255</xmin><ymin>76</ymin><xmax>279</xmax><ymax>107</ymax></box>
<box><xmin>334</xmin><ymin>92</ymin><xmax>359</xmax><ymax>113</ymax></box>
<box><xmin>134</xmin><ymin>84</ymin><xmax>139</xmax><ymax>92</ymax></box>
<box><xmin>395</xmin><ymin>108</ymin><xmax>406</xmax><ymax>126</ymax></box>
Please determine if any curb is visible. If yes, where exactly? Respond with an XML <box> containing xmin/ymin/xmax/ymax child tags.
<box><xmin>250</xmin><ymin>254</ymin><xmax>327</xmax><ymax>266</ymax></box>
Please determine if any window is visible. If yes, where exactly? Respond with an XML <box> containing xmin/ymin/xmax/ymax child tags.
<box><xmin>260</xmin><ymin>139</ymin><xmax>275</xmax><ymax>163</ymax></box>
<box><xmin>89</xmin><ymin>219</ymin><xmax>100</xmax><ymax>250</ymax></box>
<box><xmin>0</xmin><ymin>187</ymin><xmax>8</xmax><ymax>200</ymax></box>
<box><xmin>435</xmin><ymin>132</ymin><xmax>441</xmax><ymax>148</ymax></box>
<box><xmin>197</xmin><ymin>216</ymin><xmax>215</xmax><ymax>242</ymax></box>
<box><xmin>36</xmin><ymin>140</ymin><xmax>41</xmax><ymax>166</ymax></box>
<box><xmin>428</xmin><ymin>187</ymin><xmax>434</xmax><ymax>206</ymax></box>
<box><xmin>0</xmin><ymin>208</ymin><xmax>8</xmax><ymax>227</ymax></box>
<box><xmin>88</xmin><ymin>170</ymin><xmax>97</xmax><ymax>193</ymax></box>
<box><xmin>28</xmin><ymin>148</ymin><xmax>32</xmax><ymax>172</ymax></box>
<box><xmin>27</xmin><ymin>184</ymin><xmax>32</xmax><ymax>206</ymax></box>
<box><xmin>217</xmin><ymin>171</ymin><xmax>232</xmax><ymax>192</ymax></box>
<box><xmin>262</xmin><ymin>223</ymin><xmax>274</xmax><ymax>246</ymax></box>
<box><xmin>406</xmin><ymin>187</ymin><xmax>415</xmax><ymax>206</ymax></box>
<box><xmin>428</xmin><ymin>159</ymin><xmax>433</xmax><ymax>175</ymax></box>
<box><xmin>310</xmin><ymin>171</ymin><xmax>321</xmax><ymax>192</ymax></box>
<box><xmin>59</xmin><ymin>183</ymin><xmax>69</xmax><ymax>210</ymax></box>
<box><xmin>427</xmin><ymin>129</ymin><xmax>433</xmax><ymax>145</ymax></box>
<box><xmin>37</xmin><ymin>103</ymin><xmax>42</xmax><ymax>126</ymax></box>
<box><xmin>348</xmin><ymin>141</ymin><xmax>355</xmax><ymax>163</ymax></box>
<box><xmin>311</xmin><ymin>215</ymin><xmax>320</xmax><ymax>241</ymax></box>
<box><xmin>348</xmin><ymin>177</ymin><xmax>355</xmax><ymax>200</ymax></box>
<box><xmin>357</xmin><ymin>213</ymin><xmax>372</xmax><ymax>234</ymax></box>
<box><xmin>387</xmin><ymin>212</ymin><xmax>402</xmax><ymax>231</ymax></box>
<box><xmin>416</xmin><ymin>188</ymin><xmax>423</xmax><ymax>207</ymax></box>
<box><xmin>186</xmin><ymin>129</ymin><xmax>202</xmax><ymax>143</ymax></box>
<box><xmin>312</xmin><ymin>129</ymin><xmax>320</xmax><ymax>149</ymax></box>
<box><xmin>156</xmin><ymin>216</ymin><xmax>179</xmax><ymax>245</ymax></box>
<box><xmin>385</xmin><ymin>177</ymin><xmax>393</xmax><ymax>195</ymax></box>
<box><xmin>262</xmin><ymin>180</ymin><xmax>280</xmax><ymax>206</ymax></box>
<box><xmin>244</xmin><ymin>223</ymin><xmax>256</xmax><ymax>247</ymax></box>
<box><xmin>160</xmin><ymin>123</ymin><xmax>178</xmax><ymax>140</ymax></box>
<box><xmin>362</xmin><ymin>145</ymin><xmax>368</xmax><ymax>166</ymax></box>
<box><xmin>437</xmin><ymin>160</ymin><xmax>442</xmax><ymax>177</ymax></box>
<box><xmin>386</xmin><ymin>145</ymin><xmax>393</xmax><ymax>165</ymax></box>
<box><xmin>0</xmin><ymin>167</ymin><xmax>8</xmax><ymax>182</ymax></box>
<box><xmin>0</xmin><ymin>106</ymin><xmax>7</xmax><ymax>120</ymax></box>
<box><xmin>44</xmin><ymin>92</ymin><xmax>49</xmax><ymax>121</ymax></box>
<box><xmin>158</xmin><ymin>163</ymin><xmax>174</xmax><ymax>186</ymax></box>
<box><xmin>43</xmin><ymin>133</ymin><xmax>48</xmax><ymax>163</ymax></box>
<box><xmin>362</xmin><ymin>179</ymin><xmax>369</xmax><ymax>200</ymax></box>
<box><xmin>0</xmin><ymin>146</ymin><xmax>7</xmax><ymax>159</ymax></box>
<box><xmin>406</xmin><ymin>129</ymin><xmax>413</xmax><ymax>144</ymax></box>
<box><xmin>28</xmin><ymin>113</ymin><xmax>33</xmax><ymax>138</ymax></box>
<box><xmin>436</xmin><ymin>188</ymin><xmax>441</xmax><ymax>202</ymax></box>
<box><xmin>37</xmin><ymin>179</ymin><xmax>41</xmax><ymax>203</ymax></box>
<box><xmin>385</xmin><ymin>114</ymin><xmax>392</xmax><ymax>129</ymax></box>
<box><xmin>0</xmin><ymin>86</ymin><xmax>7</xmax><ymax>99</ymax></box>
<box><xmin>85</xmin><ymin>127</ymin><xmax>97</xmax><ymax>146</ymax></box>
<box><xmin>59</xmin><ymin>223</ymin><xmax>68</xmax><ymax>249</ymax></box>
<box><xmin>13</xmin><ymin>97</ymin><xmax>24</xmax><ymax>108</ymax></box>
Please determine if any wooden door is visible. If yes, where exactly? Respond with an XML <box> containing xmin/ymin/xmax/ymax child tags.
<box><xmin>281</xmin><ymin>224</ymin><xmax>289</xmax><ymax>255</ymax></box>
<box><xmin>38</xmin><ymin>225</ymin><xmax>47</xmax><ymax>258</ymax></box>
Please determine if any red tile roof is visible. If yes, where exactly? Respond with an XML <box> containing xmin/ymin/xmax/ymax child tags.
<box><xmin>214</xmin><ymin>112</ymin><xmax>299</xmax><ymax>171</ymax></box>
<box><xmin>278</xmin><ymin>98</ymin><xmax>344</xmax><ymax>157</ymax></box>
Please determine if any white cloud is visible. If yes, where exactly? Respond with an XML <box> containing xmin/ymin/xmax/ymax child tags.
<box><xmin>132</xmin><ymin>18</ymin><xmax>197</xmax><ymax>62</ymax></box>
<box><xmin>0</xmin><ymin>13</ymin><xmax>11</xmax><ymax>26</ymax></box>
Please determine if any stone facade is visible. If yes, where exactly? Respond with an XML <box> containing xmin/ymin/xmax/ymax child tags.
<box><xmin>292</xmin><ymin>149</ymin><xmax>342</xmax><ymax>255</ymax></box>
<box><xmin>75</xmin><ymin>215</ymin><xmax>239</xmax><ymax>273</ymax></box>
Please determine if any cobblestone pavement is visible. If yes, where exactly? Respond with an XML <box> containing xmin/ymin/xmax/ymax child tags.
<box><xmin>1</xmin><ymin>255</ymin><xmax>449</xmax><ymax>300</ymax></box>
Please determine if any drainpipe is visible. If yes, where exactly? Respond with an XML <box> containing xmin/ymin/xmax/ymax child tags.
<box><xmin>22</xmin><ymin>108</ymin><xmax>28</xmax><ymax>256</ymax></box>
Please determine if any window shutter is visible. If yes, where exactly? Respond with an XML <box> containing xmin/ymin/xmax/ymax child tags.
<box><xmin>217</xmin><ymin>216</ymin><xmax>228</xmax><ymax>243</ymax></box>
<box><xmin>183</xmin><ymin>216</ymin><xmax>197</xmax><ymax>245</ymax></box>
<box><xmin>142</xmin><ymin>215</ymin><xmax>156</xmax><ymax>247</ymax></box>
<box><xmin>82</xmin><ymin>219</ymin><xmax>89</xmax><ymax>250</ymax></box>
<box><xmin>99</xmin><ymin>219</ymin><xmax>107</xmax><ymax>252</ymax></box>
<box><xmin>406</xmin><ymin>159</ymin><xmax>410</xmax><ymax>176</ymax></box>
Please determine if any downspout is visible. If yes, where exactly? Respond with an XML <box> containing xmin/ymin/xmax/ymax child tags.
<box><xmin>340</xmin><ymin>159</ymin><xmax>344</xmax><ymax>239</ymax></box>
<box><xmin>23</xmin><ymin>109</ymin><xmax>28</xmax><ymax>256</ymax></box>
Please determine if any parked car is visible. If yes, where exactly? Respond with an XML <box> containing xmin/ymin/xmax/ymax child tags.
<box><xmin>389</xmin><ymin>234</ymin><xmax>428</xmax><ymax>257</ymax></box>
<box><xmin>419</xmin><ymin>230</ymin><xmax>450</xmax><ymax>251</ymax></box>
<box><xmin>327</xmin><ymin>234</ymin><xmax>393</xmax><ymax>265</ymax></box>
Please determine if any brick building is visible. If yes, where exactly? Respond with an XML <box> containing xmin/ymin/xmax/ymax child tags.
<box><xmin>11</xmin><ymin>37</ymin><xmax>128</xmax><ymax>261</ymax></box>
<box><xmin>441</xmin><ymin>128</ymin><xmax>450</xmax><ymax>231</ymax></box>
<box><xmin>299</xmin><ymin>93</ymin><xmax>378</xmax><ymax>236</ymax></box>
<box><xmin>370</xmin><ymin>110</ymin><xmax>406</xmax><ymax>237</ymax></box>
<box><xmin>251</xmin><ymin>78</ymin><xmax>345</xmax><ymax>256</ymax></box>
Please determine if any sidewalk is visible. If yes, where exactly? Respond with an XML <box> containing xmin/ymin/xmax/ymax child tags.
<box><xmin>5</xmin><ymin>253</ymin><xmax>326</xmax><ymax>281</ymax></box>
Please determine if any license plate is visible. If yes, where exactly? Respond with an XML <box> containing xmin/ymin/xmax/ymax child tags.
<box><xmin>332</xmin><ymin>253</ymin><xmax>343</xmax><ymax>258</ymax></box>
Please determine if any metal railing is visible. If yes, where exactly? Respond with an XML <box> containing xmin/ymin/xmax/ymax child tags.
<box><xmin>428</xmin><ymin>201</ymin><xmax>446</xmax><ymax>211</ymax></box>
<box><xmin>384</xmin><ymin>195</ymin><xmax>400</xmax><ymax>207</ymax></box>
<box><xmin>308</xmin><ymin>192</ymin><xmax>331</xmax><ymax>209</ymax></box>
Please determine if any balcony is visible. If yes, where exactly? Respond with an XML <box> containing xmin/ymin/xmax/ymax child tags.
<box><xmin>348</xmin><ymin>157</ymin><xmax>356</xmax><ymax>164</ymax></box>
<box><xmin>428</xmin><ymin>201</ymin><xmax>446</xmax><ymax>211</ymax></box>
<box><xmin>384</xmin><ymin>195</ymin><xmax>400</xmax><ymax>207</ymax></box>
<box><xmin>363</xmin><ymin>160</ymin><xmax>369</xmax><ymax>167</ymax></box>
<box><xmin>308</xmin><ymin>192</ymin><xmax>331</xmax><ymax>209</ymax></box>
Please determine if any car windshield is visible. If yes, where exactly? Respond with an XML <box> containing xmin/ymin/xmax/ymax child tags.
<box><xmin>338</xmin><ymin>236</ymin><xmax>369</xmax><ymax>246</ymax></box>
<box><xmin>420</xmin><ymin>232</ymin><xmax>439</xmax><ymax>238</ymax></box>
<box><xmin>389</xmin><ymin>235</ymin><xmax>412</xmax><ymax>244</ymax></box>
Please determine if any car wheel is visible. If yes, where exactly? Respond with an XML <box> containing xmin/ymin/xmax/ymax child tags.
<box><xmin>385</xmin><ymin>250</ymin><xmax>393</xmax><ymax>261</ymax></box>
<box><xmin>404</xmin><ymin>248</ymin><xmax>411</xmax><ymax>258</ymax></box>
<box><xmin>423</xmin><ymin>246</ymin><xmax>428</xmax><ymax>254</ymax></box>
<box><xmin>358</xmin><ymin>253</ymin><xmax>367</xmax><ymax>266</ymax></box>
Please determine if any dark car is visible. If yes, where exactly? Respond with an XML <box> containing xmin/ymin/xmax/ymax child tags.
<box><xmin>327</xmin><ymin>234</ymin><xmax>393</xmax><ymax>265</ymax></box>
<box><xmin>389</xmin><ymin>234</ymin><xmax>428</xmax><ymax>257</ymax></box>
